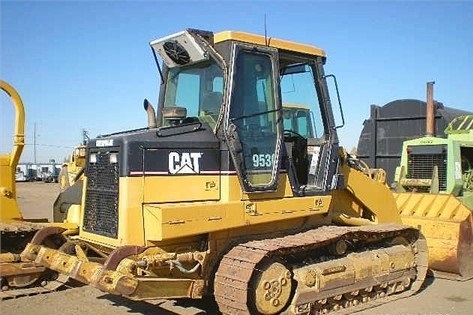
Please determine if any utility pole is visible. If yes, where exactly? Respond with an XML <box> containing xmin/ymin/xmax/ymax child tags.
<box><xmin>82</xmin><ymin>128</ymin><xmax>89</xmax><ymax>145</ymax></box>
<box><xmin>33</xmin><ymin>122</ymin><xmax>37</xmax><ymax>164</ymax></box>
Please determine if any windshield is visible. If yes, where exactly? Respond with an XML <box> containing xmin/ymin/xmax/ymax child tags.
<box><xmin>163</xmin><ymin>60</ymin><xmax>224</xmax><ymax>128</ymax></box>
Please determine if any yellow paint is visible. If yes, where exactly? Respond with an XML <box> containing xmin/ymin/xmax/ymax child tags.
<box><xmin>143</xmin><ymin>201</ymin><xmax>243</xmax><ymax>241</ymax></box>
<box><xmin>78</xmin><ymin>171</ymin><xmax>333</xmax><ymax>245</ymax></box>
<box><xmin>243</xmin><ymin>196</ymin><xmax>330</xmax><ymax>225</ymax></box>
<box><xmin>0</xmin><ymin>80</ymin><xmax>25</xmax><ymax>221</ymax></box>
<box><xmin>332</xmin><ymin>161</ymin><xmax>402</xmax><ymax>224</ymax></box>
<box><xmin>143</xmin><ymin>194</ymin><xmax>330</xmax><ymax>241</ymax></box>
<box><xmin>132</xmin><ymin>278</ymin><xmax>200</xmax><ymax>300</ymax></box>
<box><xmin>394</xmin><ymin>192</ymin><xmax>473</xmax><ymax>279</ymax></box>
<box><xmin>143</xmin><ymin>175</ymin><xmax>220</xmax><ymax>203</ymax></box>
<box><xmin>214</xmin><ymin>31</ymin><xmax>326</xmax><ymax>57</ymax></box>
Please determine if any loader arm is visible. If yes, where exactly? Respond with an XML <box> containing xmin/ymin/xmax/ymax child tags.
<box><xmin>331</xmin><ymin>151</ymin><xmax>402</xmax><ymax>225</ymax></box>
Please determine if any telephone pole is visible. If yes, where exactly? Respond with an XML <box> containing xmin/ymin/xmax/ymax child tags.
<box><xmin>82</xmin><ymin>128</ymin><xmax>89</xmax><ymax>145</ymax></box>
<box><xmin>33</xmin><ymin>122</ymin><xmax>37</xmax><ymax>164</ymax></box>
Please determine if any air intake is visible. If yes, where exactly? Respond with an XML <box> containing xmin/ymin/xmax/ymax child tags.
<box><xmin>150</xmin><ymin>30</ymin><xmax>208</xmax><ymax>68</ymax></box>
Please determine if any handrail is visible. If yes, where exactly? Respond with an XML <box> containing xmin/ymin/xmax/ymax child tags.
<box><xmin>445</xmin><ymin>115</ymin><xmax>473</xmax><ymax>134</ymax></box>
<box><xmin>0</xmin><ymin>80</ymin><xmax>25</xmax><ymax>167</ymax></box>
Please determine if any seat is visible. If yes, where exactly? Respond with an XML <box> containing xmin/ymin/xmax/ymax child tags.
<box><xmin>201</xmin><ymin>92</ymin><xmax>223</xmax><ymax>116</ymax></box>
<box><xmin>200</xmin><ymin>92</ymin><xmax>223</xmax><ymax>129</ymax></box>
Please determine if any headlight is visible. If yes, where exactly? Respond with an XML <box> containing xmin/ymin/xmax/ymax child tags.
<box><xmin>109</xmin><ymin>153</ymin><xmax>118</xmax><ymax>164</ymax></box>
<box><xmin>89</xmin><ymin>153</ymin><xmax>97</xmax><ymax>164</ymax></box>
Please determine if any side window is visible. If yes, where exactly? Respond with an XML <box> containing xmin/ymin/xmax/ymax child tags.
<box><xmin>163</xmin><ymin>61</ymin><xmax>223</xmax><ymax>128</ymax></box>
<box><xmin>280</xmin><ymin>65</ymin><xmax>324</xmax><ymax>138</ymax></box>
<box><xmin>296</xmin><ymin>111</ymin><xmax>310</xmax><ymax>137</ymax></box>
<box><xmin>200</xmin><ymin>71</ymin><xmax>224</xmax><ymax>128</ymax></box>
<box><xmin>283</xmin><ymin>111</ymin><xmax>294</xmax><ymax>132</ymax></box>
<box><xmin>174</xmin><ymin>73</ymin><xmax>200</xmax><ymax>117</ymax></box>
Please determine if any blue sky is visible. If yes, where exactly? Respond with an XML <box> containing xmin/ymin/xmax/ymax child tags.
<box><xmin>1</xmin><ymin>0</ymin><xmax>472</xmax><ymax>163</ymax></box>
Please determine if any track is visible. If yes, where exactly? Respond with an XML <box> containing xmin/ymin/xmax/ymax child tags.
<box><xmin>0</xmin><ymin>274</ymin><xmax>70</xmax><ymax>300</ymax></box>
<box><xmin>1</xmin><ymin>222</ymin><xmax>71</xmax><ymax>300</ymax></box>
<box><xmin>214</xmin><ymin>223</ymin><xmax>428</xmax><ymax>315</ymax></box>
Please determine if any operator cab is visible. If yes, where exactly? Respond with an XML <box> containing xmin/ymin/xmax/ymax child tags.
<box><xmin>150</xmin><ymin>29</ymin><xmax>340</xmax><ymax>195</ymax></box>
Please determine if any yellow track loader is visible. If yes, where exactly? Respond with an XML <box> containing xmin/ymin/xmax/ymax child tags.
<box><xmin>21</xmin><ymin>29</ymin><xmax>428</xmax><ymax>314</ymax></box>
<box><xmin>58</xmin><ymin>145</ymin><xmax>87</xmax><ymax>191</ymax></box>
<box><xmin>53</xmin><ymin>144</ymin><xmax>87</xmax><ymax>225</ymax></box>
<box><xmin>0</xmin><ymin>80</ymin><xmax>78</xmax><ymax>298</ymax></box>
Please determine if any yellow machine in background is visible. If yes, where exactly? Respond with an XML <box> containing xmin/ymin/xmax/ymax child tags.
<box><xmin>52</xmin><ymin>144</ymin><xmax>86</xmax><ymax>225</ymax></box>
<box><xmin>22</xmin><ymin>30</ymin><xmax>428</xmax><ymax>314</ymax></box>
<box><xmin>58</xmin><ymin>145</ymin><xmax>87</xmax><ymax>191</ymax></box>
<box><xmin>0</xmin><ymin>80</ymin><xmax>77</xmax><ymax>299</ymax></box>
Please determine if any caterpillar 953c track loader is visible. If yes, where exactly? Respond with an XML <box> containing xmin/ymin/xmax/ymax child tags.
<box><xmin>21</xmin><ymin>29</ymin><xmax>428</xmax><ymax>315</ymax></box>
<box><xmin>393</xmin><ymin>82</ymin><xmax>473</xmax><ymax>281</ymax></box>
<box><xmin>0</xmin><ymin>80</ymin><xmax>78</xmax><ymax>298</ymax></box>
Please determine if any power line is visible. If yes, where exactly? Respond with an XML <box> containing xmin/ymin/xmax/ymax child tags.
<box><xmin>24</xmin><ymin>144</ymin><xmax>76</xmax><ymax>149</ymax></box>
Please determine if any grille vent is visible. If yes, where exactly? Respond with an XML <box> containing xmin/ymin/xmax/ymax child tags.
<box><xmin>83</xmin><ymin>150</ymin><xmax>119</xmax><ymax>238</ymax></box>
<box><xmin>406</xmin><ymin>153</ymin><xmax>447</xmax><ymax>192</ymax></box>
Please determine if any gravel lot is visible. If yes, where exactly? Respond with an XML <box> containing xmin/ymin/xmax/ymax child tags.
<box><xmin>1</xmin><ymin>182</ymin><xmax>472</xmax><ymax>315</ymax></box>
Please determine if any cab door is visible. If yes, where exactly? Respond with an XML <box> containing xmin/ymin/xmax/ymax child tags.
<box><xmin>224</xmin><ymin>44</ymin><xmax>282</xmax><ymax>193</ymax></box>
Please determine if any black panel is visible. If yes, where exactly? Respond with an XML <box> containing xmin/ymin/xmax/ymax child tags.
<box><xmin>141</xmin><ymin>147</ymin><xmax>221</xmax><ymax>175</ymax></box>
<box><xmin>357</xmin><ymin>99</ymin><xmax>471</xmax><ymax>184</ymax></box>
<box><xmin>90</xmin><ymin>124</ymin><xmax>221</xmax><ymax>177</ymax></box>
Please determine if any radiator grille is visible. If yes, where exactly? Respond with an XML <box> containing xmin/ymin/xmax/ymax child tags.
<box><xmin>406</xmin><ymin>153</ymin><xmax>447</xmax><ymax>192</ymax></box>
<box><xmin>83</xmin><ymin>151</ymin><xmax>119</xmax><ymax>238</ymax></box>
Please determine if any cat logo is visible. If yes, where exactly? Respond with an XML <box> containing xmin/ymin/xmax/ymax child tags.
<box><xmin>168</xmin><ymin>152</ymin><xmax>203</xmax><ymax>174</ymax></box>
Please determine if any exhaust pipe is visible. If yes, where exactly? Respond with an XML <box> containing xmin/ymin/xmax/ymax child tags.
<box><xmin>143</xmin><ymin>99</ymin><xmax>157</xmax><ymax>128</ymax></box>
<box><xmin>425</xmin><ymin>81</ymin><xmax>435</xmax><ymax>137</ymax></box>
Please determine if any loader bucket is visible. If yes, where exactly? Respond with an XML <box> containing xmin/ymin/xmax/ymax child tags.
<box><xmin>394</xmin><ymin>192</ymin><xmax>473</xmax><ymax>280</ymax></box>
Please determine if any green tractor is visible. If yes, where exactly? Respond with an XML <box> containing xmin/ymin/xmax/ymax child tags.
<box><xmin>393</xmin><ymin>114</ymin><xmax>473</xmax><ymax>280</ymax></box>
<box><xmin>394</xmin><ymin>114</ymin><xmax>473</xmax><ymax>206</ymax></box>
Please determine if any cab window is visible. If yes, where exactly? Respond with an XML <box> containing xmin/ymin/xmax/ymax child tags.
<box><xmin>280</xmin><ymin>64</ymin><xmax>324</xmax><ymax>138</ymax></box>
<box><xmin>228</xmin><ymin>50</ymin><xmax>280</xmax><ymax>189</ymax></box>
<box><xmin>163</xmin><ymin>60</ymin><xmax>223</xmax><ymax>128</ymax></box>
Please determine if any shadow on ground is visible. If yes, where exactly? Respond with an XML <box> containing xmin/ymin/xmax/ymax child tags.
<box><xmin>100</xmin><ymin>294</ymin><xmax>218</xmax><ymax>315</ymax></box>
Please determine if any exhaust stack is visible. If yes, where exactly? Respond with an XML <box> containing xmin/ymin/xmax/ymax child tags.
<box><xmin>425</xmin><ymin>81</ymin><xmax>435</xmax><ymax>137</ymax></box>
<box><xmin>144</xmin><ymin>99</ymin><xmax>157</xmax><ymax>128</ymax></box>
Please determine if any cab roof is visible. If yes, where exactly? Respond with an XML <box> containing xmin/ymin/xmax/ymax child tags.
<box><xmin>214</xmin><ymin>30</ymin><xmax>326</xmax><ymax>58</ymax></box>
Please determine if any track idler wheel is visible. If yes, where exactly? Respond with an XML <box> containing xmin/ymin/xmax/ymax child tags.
<box><xmin>251</xmin><ymin>261</ymin><xmax>293</xmax><ymax>315</ymax></box>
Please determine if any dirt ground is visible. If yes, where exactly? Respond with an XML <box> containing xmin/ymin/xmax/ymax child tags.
<box><xmin>1</xmin><ymin>182</ymin><xmax>472</xmax><ymax>315</ymax></box>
